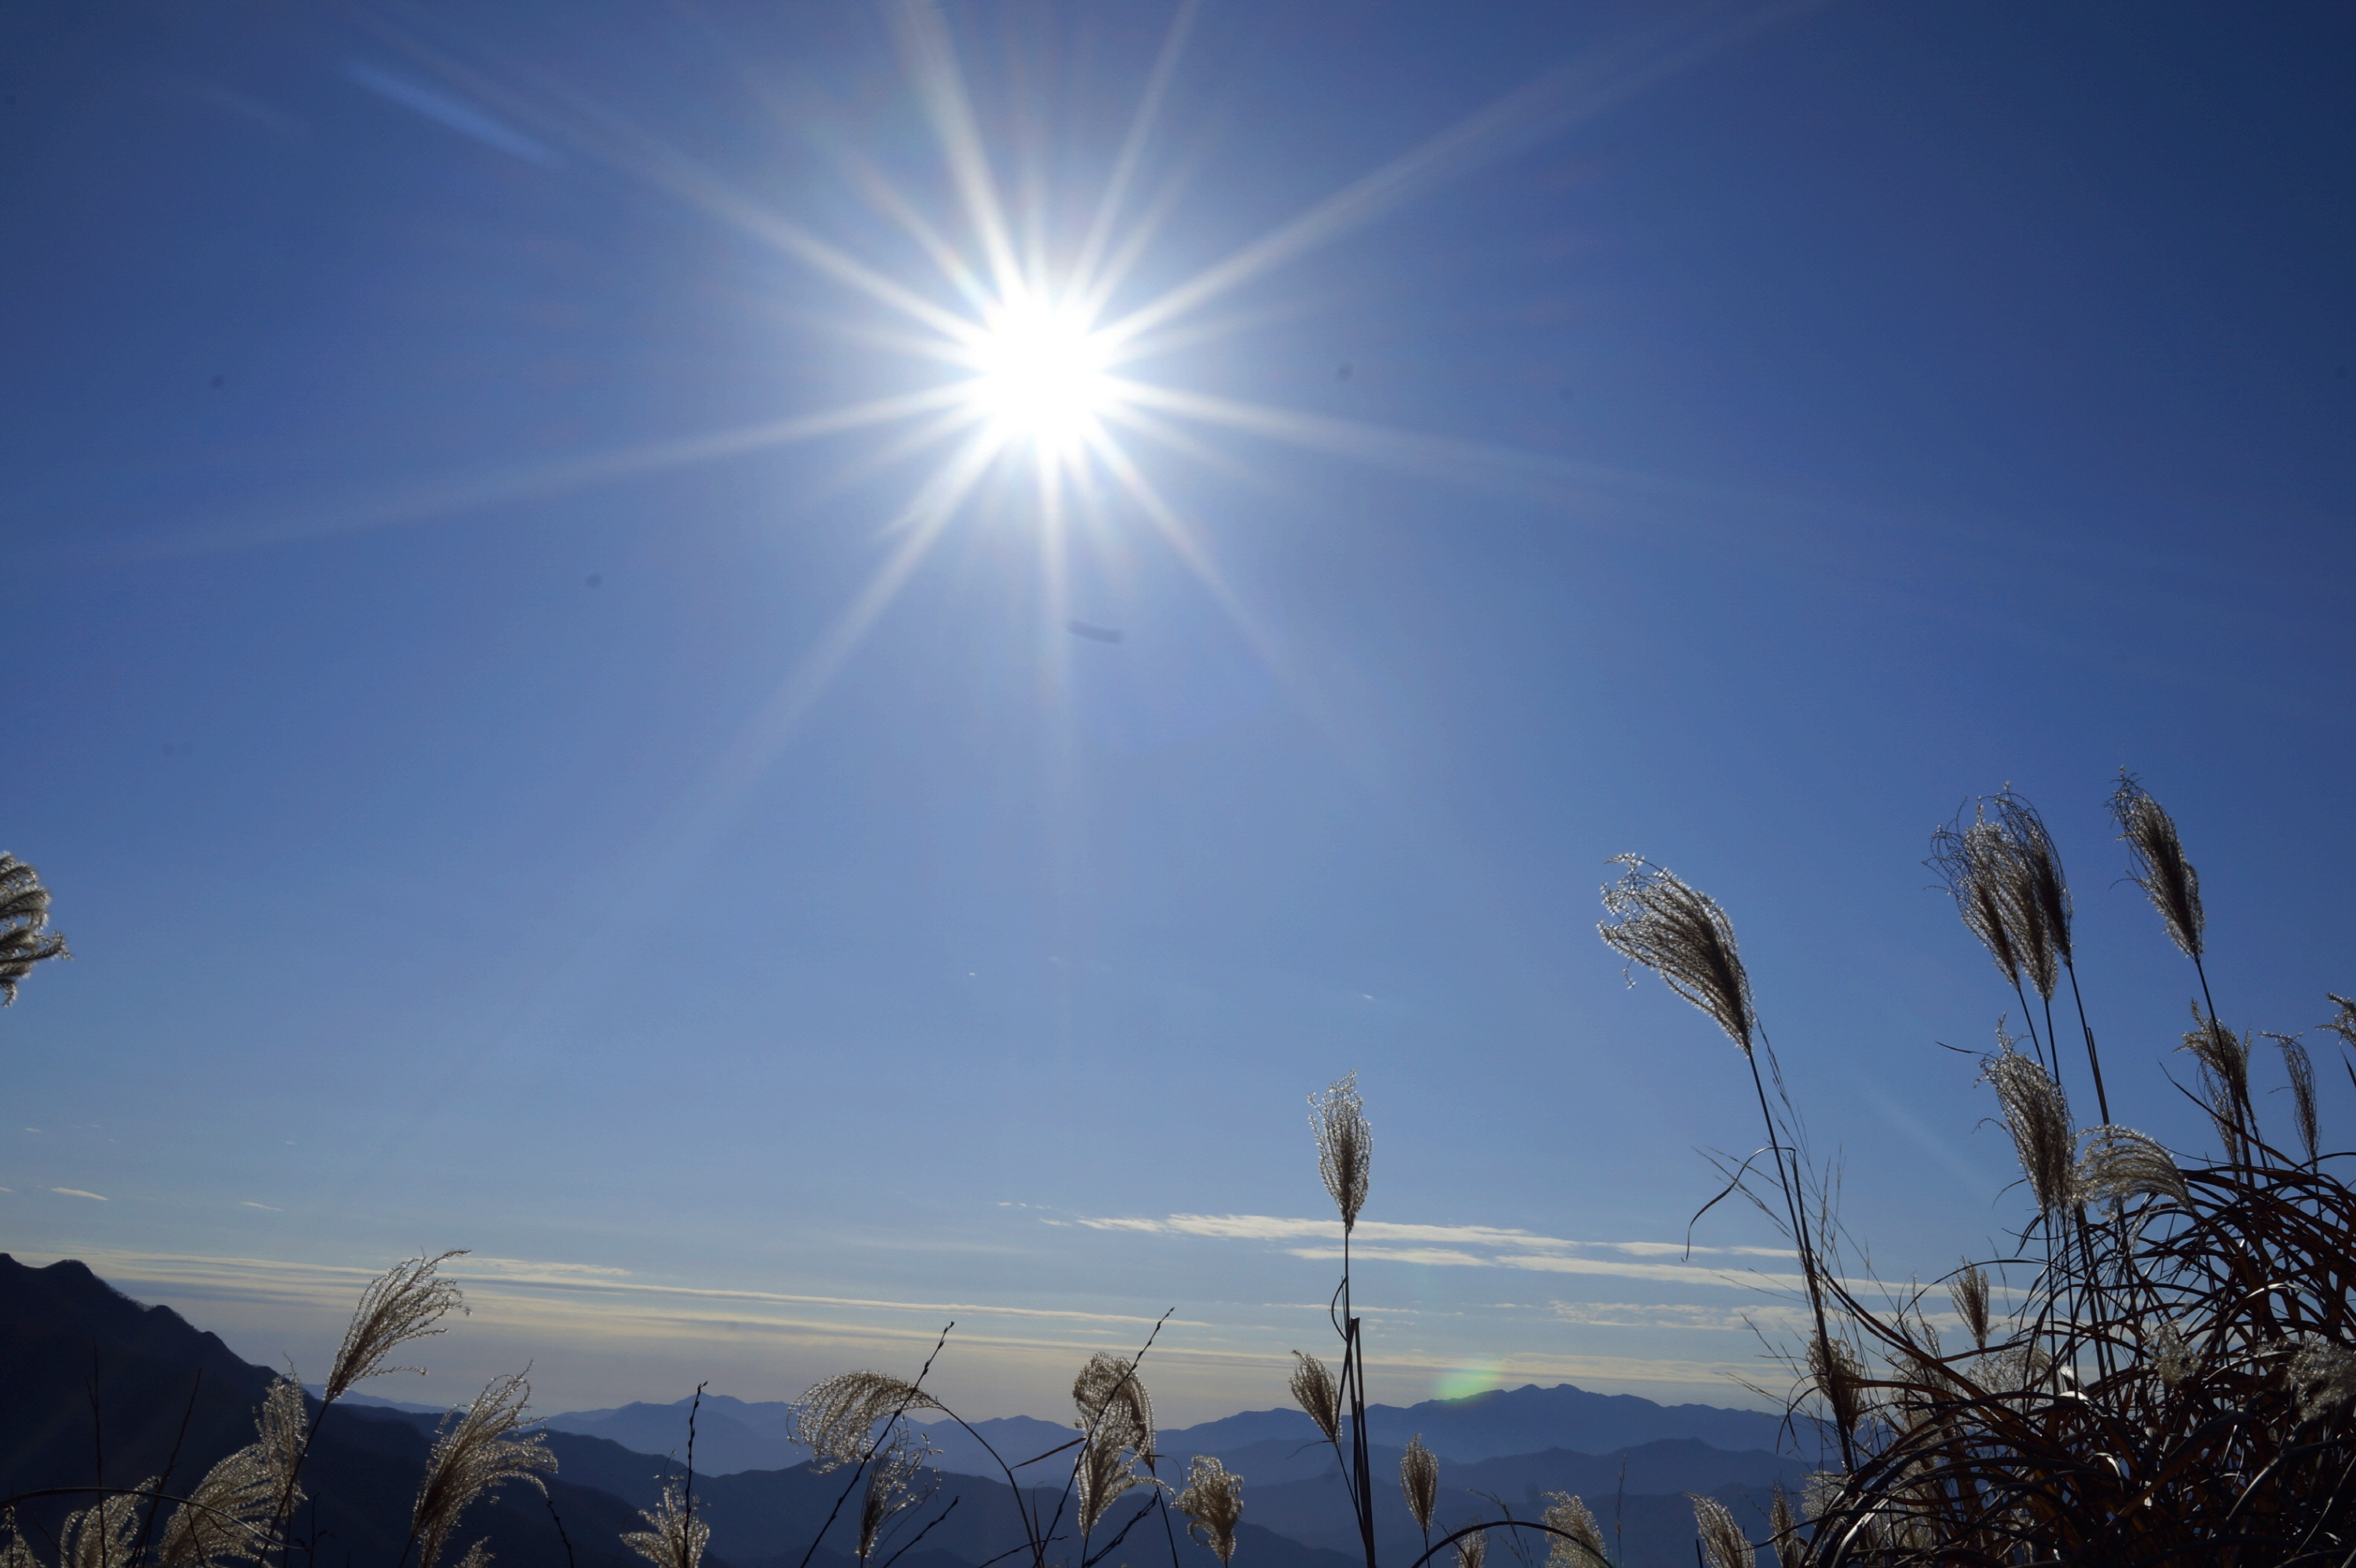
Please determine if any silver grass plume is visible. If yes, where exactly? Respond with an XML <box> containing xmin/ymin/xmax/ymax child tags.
<box><xmin>1768</xmin><ymin>1483</ymin><xmax>1803</xmax><ymax>1568</ymax></box>
<box><xmin>1994</xmin><ymin>789</ymin><xmax>2073</xmax><ymax>972</ymax></box>
<box><xmin>1686</xmin><ymin>1497</ymin><xmax>1750</xmax><ymax>1568</ymax></box>
<box><xmin>0</xmin><ymin>853</ymin><xmax>70</xmax><ymax>1007</ymax></box>
<box><xmin>1981</xmin><ymin>1040</ymin><xmax>2076</xmax><ymax>1213</ymax></box>
<box><xmin>622</xmin><ymin>1482</ymin><xmax>708</xmax><ymax>1568</ymax></box>
<box><xmin>1309</xmin><ymin>1074</ymin><xmax>1371</xmax><ymax>1231</ymax></box>
<box><xmin>1073</xmin><ymin>1351</ymin><xmax>1157</xmax><ymax>1470</ymax></box>
<box><xmin>2266</xmin><ymin>1032</ymin><xmax>2320</xmax><ymax>1164</ymax></box>
<box><xmin>1808</xmin><ymin>1337</ymin><xmax>1867</xmax><ymax>1438</ymax></box>
<box><xmin>324</xmin><ymin>1253</ymin><xmax>468</xmax><ymax>1404</ymax></box>
<box><xmin>1176</xmin><ymin>1456</ymin><xmax>1245</xmax><ymax>1567</ymax></box>
<box><xmin>1539</xmin><ymin>1493</ymin><xmax>1604</xmax><ymax>1568</ymax></box>
<box><xmin>1948</xmin><ymin>1264</ymin><xmax>1992</xmax><ymax>1353</ymax></box>
<box><xmin>2076</xmin><ymin>1126</ymin><xmax>2190</xmax><ymax>1208</ymax></box>
<box><xmin>1399</xmin><ymin>1437</ymin><xmax>1438</xmax><ymax>1537</ymax></box>
<box><xmin>451</xmin><ymin>1544</ymin><xmax>492</xmax><ymax>1568</ymax></box>
<box><xmin>2</xmin><ymin>1512</ymin><xmax>38</xmax><ymax>1568</ymax></box>
<box><xmin>791</xmin><ymin>1372</ymin><xmax>945</xmax><ymax>1473</ymax></box>
<box><xmin>1597</xmin><ymin>857</ymin><xmax>1754</xmax><ymax>1052</ymax></box>
<box><xmin>2111</xmin><ymin>773</ymin><xmax>2204</xmax><ymax>959</ymax></box>
<box><xmin>2323</xmin><ymin>995</ymin><xmax>2356</xmax><ymax>1055</ymax></box>
<box><xmin>2288</xmin><ymin>1339</ymin><xmax>2356</xmax><ymax>1421</ymax></box>
<box><xmin>1288</xmin><ymin>1353</ymin><xmax>1341</xmax><ymax>1446</ymax></box>
<box><xmin>59</xmin><ymin>1482</ymin><xmax>153</xmax><ymax>1568</ymax></box>
<box><xmin>1927</xmin><ymin>813</ymin><xmax>2028</xmax><ymax>994</ymax></box>
<box><xmin>1074</xmin><ymin>1433</ymin><xmax>1150</xmax><ymax>1537</ymax></box>
<box><xmin>410</xmin><ymin>1372</ymin><xmax>555</xmax><ymax>1568</ymax></box>
<box><xmin>1451</xmin><ymin>1530</ymin><xmax>1486</xmax><ymax>1568</ymax></box>
<box><xmin>856</xmin><ymin>1428</ymin><xmax>937</xmax><ymax>1566</ymax></box>
<box><xmin>2180</xmin><ymin>1008</ymin><xmax>2251</xmax><ymax>1160</ymax></box>
<box><xmin>159</xmin><ymin>1376</ymin><xmax>307</xmax><ymax>1568</ymax></box>
<box><xmin>2148</xmin><ymin>1321</ymin><xmax>2197</xmax><ymax>1388</ymax></box>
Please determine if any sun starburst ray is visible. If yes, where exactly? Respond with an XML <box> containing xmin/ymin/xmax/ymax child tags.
<box><xmin>1069</xmin><ymin>0</ymin><xmax>1204</xmax><ymax>300</ymax></box>
<box><xmin>887</xmin><ymin>0</ymin><xmax>1026</xmax><ymax>302</ymax></box>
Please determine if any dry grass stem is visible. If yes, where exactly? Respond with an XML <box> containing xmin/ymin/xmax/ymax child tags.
<box><xmin>621</xmin><ymin>1483</ymin><xmax>708</xmax><ymax>1568</ymax></box>
<box><xmin>0</xmin><ymin>853</ymin><xmax>71</xmax><ymax>1007</ymax></box>
<box><xmin>1308</xmin><ymin>1074</ymin><xmax>1371</xmax><ymax>1231</ymax></box>
<box><xmin>1176</xmin><ymin>1455</ymin><xmax>1244</xmax><ymax>1567</ymax></box>
<box><xmin>409</xmin><ymin>1371</ymin><xmax>554</xmax><ymax>1568</ymax></box>
<box><xmin>325</xmin><ymin>1253</ymin><xmax>469</xmax><ymax>1404</ymax></box>
<box><xmin>1398</xmin><ymin>1437</ymin><xmax>1437</xmax><ymax>1537</ymax></box>
<box><xmin>790</xmin><ymin>1372</ymin><xmax>944</xmax><ymax>1472</ymax></box>
<box><xmin>1597</xmin><ymin>857</ymin><xmax>1754</xmax><ymax>1052</ymax></box>
<box><xmin>1288</xmin><ymin>1353</ymin><xmax>1341</xmax><ymax>1446</ymax></box>
<box><xmin>1538</xmin><ymin>1493</ymin><xmax>1603</xmax><ymax>1568</ymax></box>
<box><xmin>1981</xmin><ymin>1042</ymin><xmax>2076</xmax><ymax>1212</ymax></box>
<box><xmin>2111</xmin><ymin>773</ymin><xmax>2204</xmax><ymax>959</ymax></box>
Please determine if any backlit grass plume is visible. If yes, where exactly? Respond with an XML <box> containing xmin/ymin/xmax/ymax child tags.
<box><xmin>59</xmin><ymin>1486</ymin><xmax>149</xmax><ymax>1568</ymax></box>
<box><xmin>1927</xmin><ymin>813</ymin><xmax>2032</xmax><ymax>997</ymax></box>
<box><xmin>0</xmin><ymin>852</ymin><xmax>70</xmax><ymax>1007</ymax></box>
<box><xmin>1398</xmin><ymin>1437</ymin><xmax>1437</xmax><ymax>1544</ymax></box>
<box><xmin>1948</xmin><ymin>1263</ymin><xmax>1992</xmax><ymax>1352</ymax></box>
<box><xmin>1687</xmin><ymin>1497</ymin><xmax>1750</xmax><ymax>1568</ymax></box>
<box><xmin>1309</xmin><ymin>1074</ymin><xmax>1371</xmax><ymax>1231</ymax></box>
<box><xmin>1538</xmin><ymin>1493</ymin><xmax>1603</xmax><ymax>1568</ymax></box>
<box><xmin>1288</xmin><ymin>1352</ymin><xmax>1341</xmax><ymax>1445</ymax></box>
<box><xmin>2271</xmin><ymin>1030</ymin><xmax>2321</xmax><ymax>1164</ymax></box>
<box><xmin>2179</xmin><ymin>1008</ymin><xmax>2252</xmax><ymax>1159</ymax></box>
<box><xmin>1074</xmin><ymin>1431</ymin><xmax>1150</xmax><ymax>1537</ymax></box>
<box><xmin>1981</xmin><ymin>1040</ymin><xmax>2076</xmax><ymax>1213</ymax></box>
<box><xmin>2076</xmin><ymin>1125</ymin><xmax>2189</xmax><ymax>1208</ymax></box>
<box><xmin>1597</xmin><ymin>857</ymin><xmax>1752</xmax><ymax>1052</ymax></box>
<box><xmin>1766</xmin><ymin>1485</ymin><xmax>1802</xmax><ymax>1568</ymax></box>
<box><xmin>1176</xmin><ymin>1455</ymin><xmax>1244</xmax><ymax>1567</ymax></box>
<box><xmin>1072</xmin><ymin>1351</ymin><xmax>1156</xmax><ymax>1469</ymax></box>
<box><xmin>158</xmin><ymin>1376</ymin><xmax>305</xmax><ymax>1568</ymax></box>
<box><xmin>325</xmin><ymin>1252</ymin><xmax>469</xmax><ymax>1403</ymax></box>
<box><xmin>791</xmin><ymin>1372</ymin><xmax>945</xmax><ymax>1471</ymax></box>
<box><xmin>1449</xmin><ymin>1529</ymin><xmax>1484</xmax><ymax>1568</ymax></box>
<box><xmin>408</xmin><ymin>1372</ymin><xmax>554</xmax><ymax>1568</ymax></box>
<box><xmin>855</xmin><ymin>1429</ymin><xmax>937</xmax><ymax>1566</ymax></box>
<box><xmin>621</xmin><ymin>1482</ymin><xmax>708</xmax><ymax>1568</ymax></box>
<box><xmin>2111</xmin><ymin>773</ymin><xmax>2204</xmax><ymax>961</ymax></box>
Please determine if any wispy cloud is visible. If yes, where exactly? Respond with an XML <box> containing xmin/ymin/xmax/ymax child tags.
<box><xmin>240</xmin><ymin>1201</ymin><xmax>282</xmax><ymax>1212</ymax></box>
<box><xmin>51</xmin><ymin>1187</ymin><xmax>107</xmax><ymax>1201</ymax></box>
<box><xmin>344</xmin><ymin>60</ymin><xmax>561</xmax><ymax>168</ymax></box>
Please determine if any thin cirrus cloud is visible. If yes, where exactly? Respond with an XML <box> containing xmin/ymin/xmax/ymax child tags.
<box><xmin>343</xmin><ymin>60</ymin><xmax>562</xmax><ymax>169</ymax></box>
<box><xmin>51</xmin><ymin>1188</ymin><xmax>108</xmax><ymax>1201</ymax></box>
<box><xmin>1076</xmin><ymin>1212</ymin><xmax>1795</xmax><ymax>1270</ymax></box>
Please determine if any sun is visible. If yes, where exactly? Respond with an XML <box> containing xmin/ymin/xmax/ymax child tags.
<box><xmin>966</xmin><ymin>294</ymin><xmax>1113</xmax><ymax>452</ymax></box>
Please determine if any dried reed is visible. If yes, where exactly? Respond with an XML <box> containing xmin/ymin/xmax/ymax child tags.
<box><xmin>620</xmin><ymin>1483</ymin><xmax>708</xmax><ymax>1568</ymax></box>
<box><xmin>2111</xmin><ymin>773</ymin><xmax>2204</xmax><ymax>961</ymax></box>
<box><xmin>1447</xmin><ymin>1529</ymin><xmax>1483</xmax><ymax>1568</ymax></box>
<box><xmin>1310</xmin><ymin>1075</ymin><xmax>1372</xmax><ymax>1232</ymax></box>
<box><xmin>1536</xmin><ymin>1493</ymin><xmax>1601</xmax><ymax>1568</ymax></box>
<box><xmin>1397</xmin><ymin>1438</ymin><xmax>1436</xmax><ymax>1544</ymax></box>
<box><xmin>790</xmin><ymin>1372</ymin><xmax>945</xmax><ymax>1472</ymax></box>
<box><xmin>407</xmin><ymin>1372</ymin><xmax>554</xmax><ymax>1568</ymax></box>
<box><xmin>1288</xmin><ymin>1353</ymin><xmax>1341</xmax><ymax>1446</ymax></box>
<box><xmin>1685</xmin><ymin>1497</ymin><xmax>1748</xmax><ymax>1568</ymax></box>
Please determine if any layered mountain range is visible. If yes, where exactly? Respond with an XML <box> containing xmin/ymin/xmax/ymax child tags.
<box><xmin>4</xmin><ymin>1257</ymin><xmax>1812</xmax><ymax>1568</ymax></box>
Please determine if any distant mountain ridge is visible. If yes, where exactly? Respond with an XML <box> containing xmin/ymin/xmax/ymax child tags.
<box><xmin>547</xmin><ymin>1380</ymin><xmax>1789</xmax><ymax>1477</ymax></box>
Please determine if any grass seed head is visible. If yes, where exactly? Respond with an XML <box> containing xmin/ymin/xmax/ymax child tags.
<box><xmin>2266</xmin><ymin>1031</ymin><xmax>2320</xmax><ymax>1164</ymax></box>
<box><xmin>1687</xmin><ymin>1496</ymin><xmax>1751</xmax><ymax>1568</ymax></box>
<box><xmin>1539</xmin><ymin>1493</ymin><xmax>1603</xmax><ymax>1568</ymax></box>
<box><xmin>1308</xmin><ymin>1074</ymin><xmax>1371</xmax><ymax>1231</ymax></box>
<box><xmin>622</xmin><ymin>1482</ymin><xmax>708</xmax><ymax>1568</ymax></box>
<box><xmin>857</xmin><ymin>1428</ymin><xmax>937</xmax><ymax>1566</ymax></box>
<box><xmin>1948</xmin><ymin>1264</ymin><xmax>1992</xmax><ymax>1352</ymax></box>
<box><xmin>2076</xmin><ymin>1125</ymin><xmax>2190</xmax><ymax>1208</ymax></box>
<box><xmin>1597</xmin><ymin>857</ymin><xmax>1754</xmax><ymax>1054</ymax></box>
<box><xmin>1288</xmin><ymin>1352</ymin><xmax>1341</xmax><ymax>1446</ymax></box>
<box><xmin>324</xmin><ymin>1252</ymin><xmax>469</xmax><ymax>1405</ymax></box>
<box><xmin>791</xmin><ymin>1372</ymin><xmax>944</xmax><ymax>1472</ymax></box>
<box><xmin>1451</xmin><ymin>1529</ymin><xmax>1485</xmax><ymax>1568</ymax></box>
<box><xmin>1073</xmin><ymin>1352</ymin><xmax>1157</xmax><ymax>1470</ymax></box>
<box><xmin>2112</xmin><ymin>773</ymin><xmax>2204</xmax><ymax>959</ymax></box>
<box><xmin>1399</xmin><ymin>1436</ymin><xmax>1438</xmax><ymax>1536</ymax></box>
<box><xmin>1176</xmin><ymin>1455</ymin><xmax>1245</xmax><ymax>1567</ymax></box>
<box><xmin>2288</xmin><ymin>1339</ymin><xmax>2356</xmax><ymax>1422</ymax></box>
<box><xmin>1981</xmin><ymin>1040</ymin><xmax>2077</xmax><ymax>1213</ymax></box>
<box><xmin>0</xmin><ymin>853</ymin><xmax>70</xmax><ymax>1007</ymax></box>
<box><xmin>410</xmin><ymin>1372</ymin><xmax>554</xmax><ymax>1568</ymax></box>
<box><xmin>1768</xmin><ymin>1483</ymin><xmax>1803</xmax><ymax>1568</ymax></box>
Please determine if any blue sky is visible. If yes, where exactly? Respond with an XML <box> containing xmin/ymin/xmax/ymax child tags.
<box><xmin>5</xmin><ymin>2</ymin><xmax>2354</xmax><ymax>1423</ymax></box>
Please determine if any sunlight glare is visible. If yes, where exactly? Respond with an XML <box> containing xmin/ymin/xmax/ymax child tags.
<box><xmin>969</xmin><ymin>296</ymin><xmax>1112</xmax><ymax>451</ymax></box>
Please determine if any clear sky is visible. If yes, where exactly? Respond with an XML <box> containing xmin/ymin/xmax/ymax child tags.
<box><xmin>5</xmin><ymin>2</ymin><xmax>2354</xmax><ymax>1424</ymax></box>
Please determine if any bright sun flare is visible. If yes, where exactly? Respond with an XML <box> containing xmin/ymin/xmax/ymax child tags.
<box><xmin>968</xmin><ymin>297</ymin><xmax>1112</xmax><ymax>450</ymax></box>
